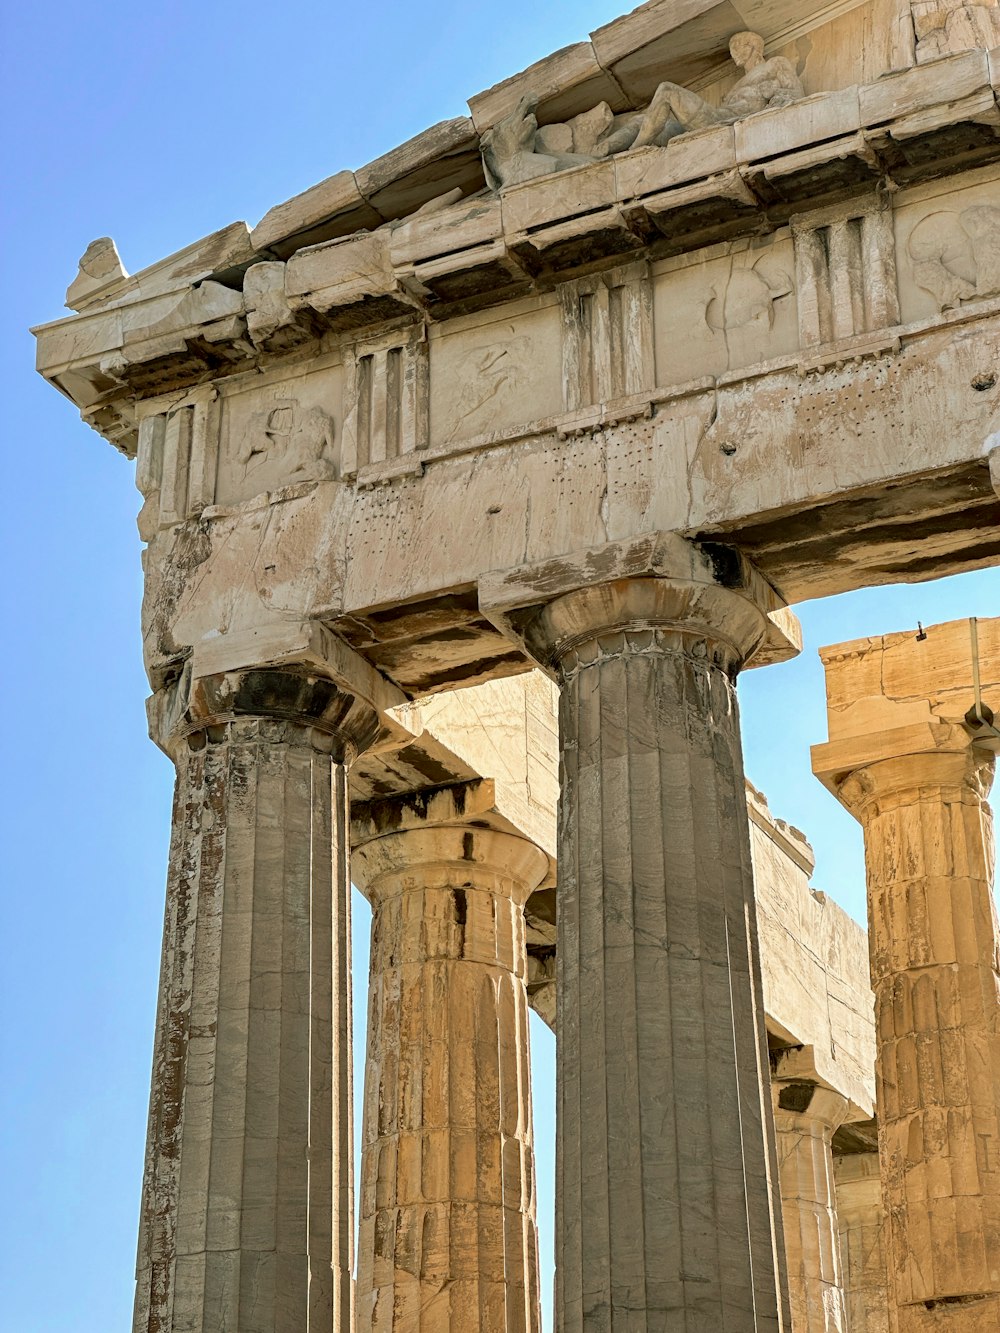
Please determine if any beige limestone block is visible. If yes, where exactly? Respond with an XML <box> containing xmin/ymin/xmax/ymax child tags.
<box><xmin>352</xmin><ymin>825</ymin><xmax>546</xmax><ymax>1332</ymax></box>
<box><xmin>251</xmin><ymin>170</ymin><xmax>382</xmax><ymax>258</ymax></box>
<box><xmin>813</xmin><ymin>621</ymin><xmax>1000</xmax><ymax>1333</ymax></box>
<box><xmin>771</xmin><ymin>1077</ymin><xmax>850</xmax><ymax>1333</ymax></box>
<box><xmin>749</xmin><ymin>790</ymin><xmax>876</xmax><ymax>1117</ymax></box>
<box><xmin>653</xmin><ymin>236</ymin><xmax>798</xmax><ymax>386</ymax></box>
<box><xmin>834</xmin><ymin>1153</ymin><xmax>890</xmax><ymax>1333</ymax></box>
<box><xmin>428</xmin><ymin>298</ymin><xmax>562</xmax><ymax>448</ymax></box>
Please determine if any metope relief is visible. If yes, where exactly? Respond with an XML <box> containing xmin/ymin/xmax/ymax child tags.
<box><xmin>429</xmin><ymin>299</ymin><xmax>562</xmax><ymax>447</ymax></box>
<box><xmin>215</xmin><ymin>365</ymin><xmax>344</xmax><ymax>507</ymax></box>
<box><xmin>906</xmin><ymin>205</ymin><xmax>1000</xmax><ymax>311</ymax></box>
<box><xmin>237</xmin><ymin>401</ymin><xmax>336</xmax><ymax>486</ymax></box>
<box><xmin>654</xmin><ymin>241</ymin><xmax>797</xmax><ymax>386</ymax></box>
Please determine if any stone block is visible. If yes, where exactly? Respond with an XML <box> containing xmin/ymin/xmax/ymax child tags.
<box><xmin>355</xmin><ymin>117</ymin><xmax>482</xmax><ymax>220</ymax></box>
<box><xmin>251</xmin><ymin>170</ymin><xmax>383</xmax><ymax>258</ymax></box>
<box><xmin>468</xmin><ymin>42</ymin><xmax>628</xmax><ymax>132</ymax></box>
<box><xmin>614</xmin><ymin>126</ymin><xmax>736</xmax><ymax>198</ymax></box>
<box><xmin>859</xmin><ymin>46</ymin><xmax>990</xmax><ymax>125</ymax></box>
<box><xmin>735</xmin><ymin>86</ymin><xmax>862</xmax><ymax>164</ymax></box>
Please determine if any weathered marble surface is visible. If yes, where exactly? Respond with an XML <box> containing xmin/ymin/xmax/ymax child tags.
<box><xmin>835</xmin><ymin>1153</ymin><xmax>890</xmax><ymax>1333</ymax></box>
<box><xmin>32</xmin><ymin>3</ymin><xmax>1000</xmax><ymax>1330</ymax></box>
<box><xmin>352</xmin><ymin>826</ymin><xmax>546</xmax><ymax>1333</ymax></box>
<box><xmin>814</xmin><ymin>617</ymin><xmax>1000</xmax><ymax>1333</ymax></box>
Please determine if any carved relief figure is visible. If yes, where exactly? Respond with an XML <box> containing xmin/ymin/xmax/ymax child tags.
<box><xmin>238</xmin><ymin>400</ymin><xmax>338</xmax><ymax>487</ymax></box>
<box><xmin>907</xmin><ymin>205</ymin><xmax>1000</xmax><ymax>310</ymax></box>
<box><xmin>911</xmin><ymin>0</ymin><xmax>1000</xmax><ymax>62</ymax></box>
<box><xmin>704</xmin><ymin>257</ymin><xmax>794</xmax><ymax>370</ymax></box>
<box><xmin>631</xmin><ymin>31</ymin><xmax>804</xmax><ymax>148</ymax></box>
<box><xmin>482</xmin><ymin>31</ymin><xmax>806</xmax><ymax>191</ymax></box>
<box><xmin>481</xmin><ymin>95</ymin><xmax>596</xmax><ymax>189</ymax></box>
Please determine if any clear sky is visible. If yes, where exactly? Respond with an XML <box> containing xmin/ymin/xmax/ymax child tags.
<box><xmin>1</xmin><ymin>3</ymin><xmax>997</xmax><ymax>1329</ymax></box>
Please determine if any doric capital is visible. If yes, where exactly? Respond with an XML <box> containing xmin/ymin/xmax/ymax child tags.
<box><xmin>478</xmin><ymin>533</ymin><xmax>800</xmax><ymax>679</ymax></box>
<box><xmin>351</xmin><ymin>824</ymin><xmax>548</xmax><ymax>909</ymax></box>
<box><xmin>771</xmin><ymin>1044</ymin><xmax>870</xmax><ymax>1126</ymax></box>
<box><xmin>812</xmin><ymin>720</ymin><xmax>994</xmax><ymax>822</ymax></box>
<box><xmin>147</xmin><ymin>619</ymin><xmax>412</xmax><ymax>763</ymax></box>
<box><xmin>813</xmin><ymin>616</ymin><xmax>999</xmax><ymax>819</ymax></box>
<box><xmin>772</xmin><ymin>1080</ymin><xmax>851</xmax><ymax>1136</ymax></box>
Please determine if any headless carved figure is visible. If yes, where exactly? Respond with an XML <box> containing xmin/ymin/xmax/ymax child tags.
<box><xmin>481</xmin><ymin>32</ymin><xmax>804</xmax><ymax>190</ymax></box>
<box><xmin>631</xmin><ymin>31</ymin><xmax>803</xmax><ymax>149</ymax></box>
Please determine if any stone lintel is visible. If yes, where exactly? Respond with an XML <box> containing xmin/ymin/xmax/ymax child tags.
<box><xmin>812</xmin><ymin>615</ymin><xmax>1000</xmax><ymax>794</ymax></box>
<box><xmin>811</xmin><ymin>719</ymin><xmax>976</xmax><ymax>799</ymax></box>
<box><xmin>479</xmin><ymin>531</ymin><xmax>800</xmax><ymax>672</ymax></box>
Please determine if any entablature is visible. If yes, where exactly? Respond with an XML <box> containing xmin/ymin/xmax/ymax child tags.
<box><xmin>34</xmin><ymin>44</ymin><xmax>1000</xmax><ymax>455</ymax></box>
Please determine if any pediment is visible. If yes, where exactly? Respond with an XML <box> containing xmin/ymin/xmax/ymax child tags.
<box><xmin>64</xmin><ymin>0</ymin><xmax>883</xmax><ymax>299</ymax></box>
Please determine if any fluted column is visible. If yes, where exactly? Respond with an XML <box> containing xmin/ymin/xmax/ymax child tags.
<box><xmin>833</xmin><ymin>1154</ymin><xmax>889</xmax><ymax>1333</ymax></box>
<box><xmin>133</xmin><ymin>664</ymin><xmax>385</xmax><ymax>1333</ymax></box>
<box><xmin>351</xmin><ymin>825</ymin><xmax>547</xmax><ymax>1332</ymax></box>
<box><xmin>507</xmin><ymin>572</ymin><xmax>791</xmax><ymax>1332</ymax></box>
<box><xmin>832</xmin><ymin>738</ymin><xmax>1000</xmax><ymax>1333</ymax></box>
<box><xmin>771</xmin><ymin>1081</ymin><xmax>849</xmax><ymax>1332</ymax></box>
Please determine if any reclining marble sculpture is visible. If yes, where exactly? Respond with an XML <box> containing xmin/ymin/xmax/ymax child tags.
<box><xmin>482</xmin><ymin>31</ymin><xmax>807</xmax><ymax>191</ymax></box>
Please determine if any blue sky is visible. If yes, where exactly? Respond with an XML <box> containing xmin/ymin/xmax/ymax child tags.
<box><xmin>1</xmin><ymin>3</ymin><xmax>997</xmax><ymax>1329</ymax></box>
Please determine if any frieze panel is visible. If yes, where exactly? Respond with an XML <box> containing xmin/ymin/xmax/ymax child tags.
<box><xmin>561</xmin><ymin>262</ymin><xmax>653</xmax><ymax>412</ymax></box>
<box><xmin>791</xmin><ymin>194</ymin><xmax>900</xmax><ymax>348</ymax></box>
<box><xmin>429</xmin><ymin>299</ymin><xmax>561</xmax><ymax>448</ymax></box>
<box><xmin>215</xmin><ymin>365</ymin><xmax>343</xmax><ymax>507</ymax></box>
<box><xmin>907</xmin><ymin>204</ymin><xmax>1000</xmax><ymax>309</ymax></box>
<box><xmin>894</xmin><ymin>175</ymin><xmax>1000</xmax><ymax>320</ymax></box>
<box><xmin>343</xmin><ymin>327</ymin><xmax>428</xmax><ymax>479</ymax></box>
<box><xmin>653</xmin><ymin>240</ymin><xmax>797</xmax><ymax>386</ymax></box>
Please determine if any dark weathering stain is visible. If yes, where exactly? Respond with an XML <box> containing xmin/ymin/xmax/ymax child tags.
<box><xmin>453</xmin><ymin>887</ymin><xmax>468</xmax><ymax>956</ymax></box>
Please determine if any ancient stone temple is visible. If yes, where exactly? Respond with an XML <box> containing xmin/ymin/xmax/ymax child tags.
<box><xmin>33</xmin><ymin>0</ymin><xmax>1000</xmax><ymax>1329</ymax></box>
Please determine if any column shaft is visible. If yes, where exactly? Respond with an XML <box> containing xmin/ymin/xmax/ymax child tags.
<box><xmin>844</xmin><ymin>748</ymin><xmax>1000</xmax><ymax>1332</ymax></box>
<box><xmin>833</xmin><ymin>1153</ymin><xmax>889</xmax><ymax>1333</ymax></box>
<box><xmin>549</xmin><ymin>590</ymin><xmax>786</xmax><ymax>1330</ymax></box>
<box><xmin>133</xmin><ymin>716</ymin><xmax>355</xmax><ymax>1333</ymax></box>
<box><xmin>772</xmin><ymin>1086</ymin><xmax>848</xmax><ymax>1332</ymax></box>
<box><xmin>353</xmin><ymin>826</ymin><xmax>547</xmax><ymax>1332</ymax></box>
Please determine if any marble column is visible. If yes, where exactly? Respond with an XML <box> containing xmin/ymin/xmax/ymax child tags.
<box><xmin>133</xmin><ymin>665</ymin><xmax>383</xmax><ymax>1333</ymax></box>
<box><xmin>507</xmin><ymin>573</ymin><xmax>791</xmax><ymax>1332</ymax></box>
<box><xmin>771</xmin><ymin>1081</ymin><xmax>849</xmax><ymax>1332</ymax></box>
<box><xmin>817</xmin><ymin>728</ymin><xmax>1000</xmax><ymax>1333</ymax></box>
<box><xmin>351</xmin><ymin>824</ymin><xmax>547</xmax><ymax>1332</ymax></box>
<box><xmin>833</xmin><ymin>1153</ymin><xmax>889</xmax><ymax>1333</ymax></box>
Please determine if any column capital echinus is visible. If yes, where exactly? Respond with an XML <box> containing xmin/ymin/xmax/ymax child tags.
<box><xmin>351</xmin><ymin>824</ymin><xmax>549</xmax><ymax>910</ymax></box>
<box><xmin>145</xmin><ymin>620</ymin><xmax>412</xmax><ymax>764</ymax></box>
<box><xmin>811</xmin><ymin>615</ymin><xmax>999</xmax><ymax>819</ymax></box>
<box><xmin>813</xmin><ymin>719</ymin><xmax>994</xmax><ymax>822</ymax></box>
<box><xmin>478</xmin><ymin>532</ymin><xmax>801</xmax><ymax>679</ymax></box>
